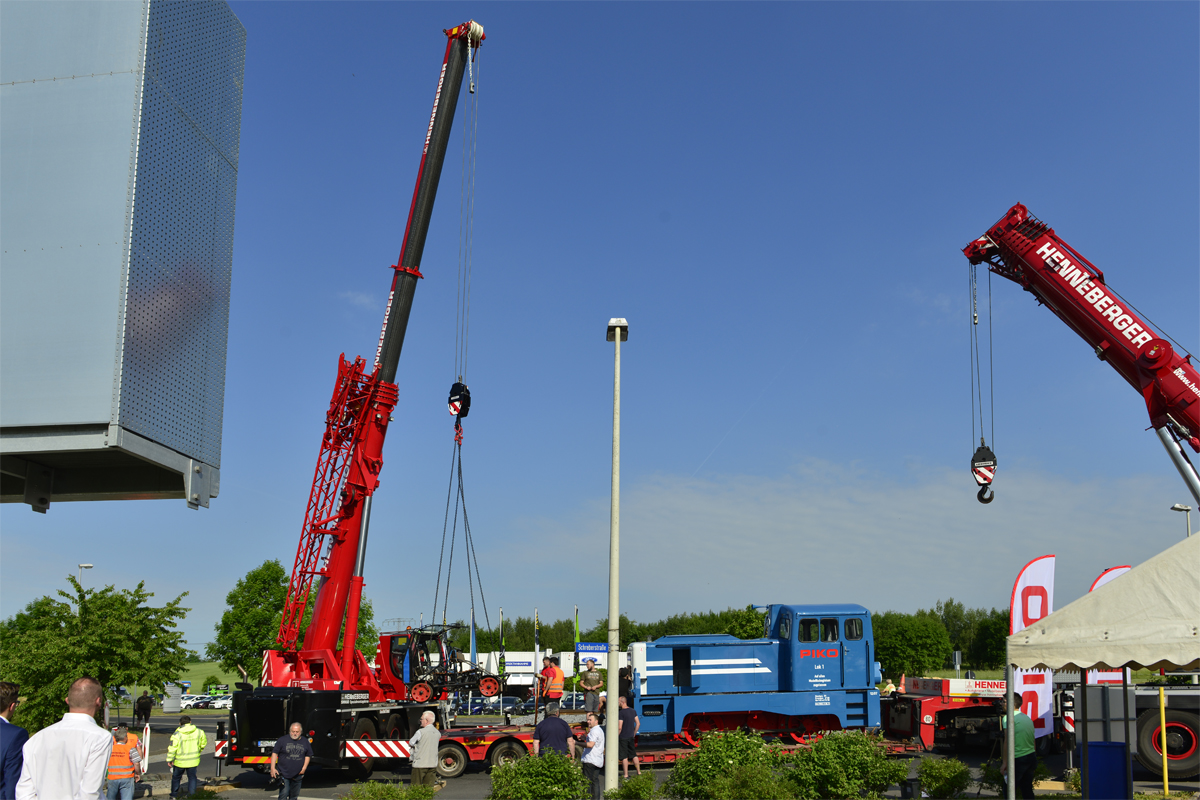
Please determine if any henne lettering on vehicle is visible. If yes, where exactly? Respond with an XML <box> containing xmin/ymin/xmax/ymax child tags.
<box><xmin>1035</xmin><ymin>241</ymin><xmax>1154</xmax><ymax>348</ymax></box>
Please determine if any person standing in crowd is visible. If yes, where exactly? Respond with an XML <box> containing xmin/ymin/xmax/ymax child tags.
<box><xmin>618</xmin><ymin>667</ymin><xmax>633</xmax><ymax>704</ymax></box>
<box><xmin>538</xmin><ymin>656</ymin><xmax>564</xmax><ymax>717</ymax></box>
<box><xmin>133</xmin><ymin>694</ymin><xmax>152</xmax><ymax>728</ymax></box>
<box><xmin>997</xmin><ymin>697</ymin><xmax>1037</xmax><ymax>799</ymax></box>
<box><xmin>165</xmin><ymin>715</ymin><xmax>206</xmax><ymax>799</ymax></box>
<box><xmin>408</xmin><ymin>711</ymin><xmax>440</xmax><ymax>788</ymax></box>
<box><xmin>0</xmin><ymin>682</ymin><xmax>28</xmax><ymax>800</ymax></box>
<box><xmin>581</xmin><ymin>712</ymin><xmax>605</xmax><ymax>800</ymax></box>
<box><xmin>616</xmin><ymin>696</ymin><xmax>640</xmax><ymax>778</ymax></box>
<box><xmin>532</xmin><ymin>702</ymin><xmax>574</xmax><ymax>758</ymax></box>
<box><xmin>105</xmin><ymin>724</ymin><xmax>140</xmax><ymax>800</ymax></box>
<box><xmin>16</xmin><ymin>676</ymin><xmax>112</xmax><ymax>800</ymax></box>
<box><xmin>579</xmin><ymin>659</ymin><xmax>603</xmax><ymax>713</ymax></box>
<box><xmin>269</xmin><ymin>723</ymin><xmax>311</xmax><ymax>800</ymax></box>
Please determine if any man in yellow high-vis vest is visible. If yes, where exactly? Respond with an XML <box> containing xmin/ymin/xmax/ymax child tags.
<box><xmin>166</xmin><ymin>715</ymin><xmax>206</xmax><ymax>799</ymax></box>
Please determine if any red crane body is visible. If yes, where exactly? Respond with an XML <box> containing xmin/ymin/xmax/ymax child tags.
<box><xmin>964</xmin><ymin>203</ymin><xmax>1200</xmax><ymax>501</ymax></box>
<box><xmin>264</xmin><ymin>21</ymin><xmax>484</xmax><ymax>702</ymax></box>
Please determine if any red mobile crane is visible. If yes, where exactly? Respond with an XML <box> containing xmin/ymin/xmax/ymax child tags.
<box><xmin>963</xmin><ymin>203</ymin><xmax>1200</xmax><ymax>505</ymax></box>
<box><xmin>227</xmin><ymin>21</ymin><xmax>494</xmax><ymax>778</ymax></box>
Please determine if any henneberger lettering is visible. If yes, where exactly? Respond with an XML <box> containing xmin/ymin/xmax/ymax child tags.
<box><xmin>1038</xmin><ymin>241</ymin><xmax>1154</xmax><ymax>348</ymax></box>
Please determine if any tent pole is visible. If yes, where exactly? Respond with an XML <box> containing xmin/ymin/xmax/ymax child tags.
<box><xmin>1122</xmin><ymin>667</ymin><xmax>1132</xmax><ymax>800</ymax></box>
<box><xmin>1159</xmin><ymin>686</ymin><xmax>1169</xmax><ymax>796</ymax></box>
<box><xmin>1006</xmin><ymin>656</ymin><xmax>1015</xmax><ymax>800</ymax></box>
<box><xmin>1081</xmin><ymin>676</ymin><xmax>1090</xmax><ymax>799</ymax></box>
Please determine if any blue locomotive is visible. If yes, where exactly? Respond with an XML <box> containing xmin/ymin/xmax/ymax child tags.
<box><xmin>629</xmin><ymin>604</ymin><xmax>881</xmax><ymax>744</ymax></box>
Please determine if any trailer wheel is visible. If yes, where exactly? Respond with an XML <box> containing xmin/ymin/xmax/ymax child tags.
<box><xmin>489</xmin><ymin>740</ymin><xmax>526</xmax><ymax>768</ymax></box>
<box><xmin>1136</xmin><ymin>709</ymin><xmax>1200</xmax><ymax>779</ymax></box>
<box><xmin>345</xmin><ymin>716</ymin><xmax>378</xmax><ymax>779</ymax></box>
<box><xmin>410</xmin><ymin>682</ymin><xmax>434</xmax><ymax>703</ymax></box>
<box><xmin>437</xmin><ymin>742</ymin><xmax>468</xmax><ymax>779</ymax></box>
<box><xmin>478</xmin><ymin>676</ymin><xmax>501</xmax><ymax>697</ymax></box>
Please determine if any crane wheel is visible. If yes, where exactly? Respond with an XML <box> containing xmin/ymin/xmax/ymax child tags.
<box><xmin>410</xmin><ymin>682</ymin><xmax>434</xmax><ymax>703</ymax></box>
<box><xmin>437</xmin><ymin>742</ymin><xmax>468</xmax><ymax>779</ymax></box>
<box><xmin>478</xmin><ymin>676</ymin><xmax>501</xmax><ymax>697</ymax></box>
<box><xmin>1136</xmin><ymin>709</ymin><xmax>1200</xmax><ymax>779</ymax></box>
<box><xmin>489</xmin><ymin>740</ymin><xmax>526</xmax><ymax>768</ymax></box>
<box><xmin>345</xmin><ymin>716</ymin><xmax>377</xmax><ymax>779</ymax></box>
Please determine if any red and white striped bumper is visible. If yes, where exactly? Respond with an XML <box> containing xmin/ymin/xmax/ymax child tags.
<box><xmin>341</xmin><ymin>739</ymin><xmax>412</xmax><ymax>759</ymax></box>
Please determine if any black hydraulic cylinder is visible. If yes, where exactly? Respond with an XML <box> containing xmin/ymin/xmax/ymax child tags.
<box><xmin>376</xmin><ymin>31</ymin><xmax>471</xmax><ymax>384</ymax></box>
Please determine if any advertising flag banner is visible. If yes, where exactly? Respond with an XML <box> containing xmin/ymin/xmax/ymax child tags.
<box><xmin>1010</xmin><ymin>554</ymin><xmax>1055</xmax><ymax>738</ymax></box>
<box><xmin>1086</xmin><ymin>566</ymin><xmax>1132</xmax><ymax>684</ymax></box>
<box><xmin>534</xmin><ymin>608</ymin><xmax>541</xmax><ymax>703</ymax></box>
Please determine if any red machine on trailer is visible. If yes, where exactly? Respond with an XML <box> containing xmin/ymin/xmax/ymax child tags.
<box><xmin>228</xmin><ymin>21</ymin><xmax>499</xmax><ymax>778</ymax></box>
<box><xmin>963</xmin><ymin>203</ymin><xmax>1200</xmax><ymax>504</ymax></box>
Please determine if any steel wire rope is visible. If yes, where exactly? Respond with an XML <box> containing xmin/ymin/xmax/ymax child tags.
<box><xmin>432</xmin><ymin>439</ymin><xmax>460</xmax><ymax>623</ymax></box>
<box><xmin>456</xmin><ymin>447</ymin><xmax>492</xmax><ymax>634</ymax></box>
<box><xmin>970</xmin><ymin>265</ymin><xmax>976</xmax><ymax>449</ymax></box>
<box><xmin>988</xmin><ymin>268</ymin><xmax>995</xmax><ymax>447</ymax></box>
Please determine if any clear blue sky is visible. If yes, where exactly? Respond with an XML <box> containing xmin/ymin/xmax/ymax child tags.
<box><xmin>3</xmin><ymin>2</ymin><xmax>1197</xmax><ymax>651</ymax></box>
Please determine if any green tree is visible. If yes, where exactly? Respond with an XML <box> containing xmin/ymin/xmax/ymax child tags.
<box><xmin>0</xmin><ymin>577</ymin><xmax>189</xmax><ymax>734</ymax></box>
<box><xmin>201</xmin><ymin>674</ymin><xmax>224</xmax><ymax>693</ymax></box>
<box><xmin>207</xmin><ymin>560</ymin><xmax>288</xmax><ymax>676</ymax></box>
<box><xmin>966</xmin><ymin>609</ymin><xmax>1009</xmax><ymax>670</ymax></box>
<box><xmin>872</xmin><ymin>611</ymin><xmax>952</xmax><ymax>676</ymax></box>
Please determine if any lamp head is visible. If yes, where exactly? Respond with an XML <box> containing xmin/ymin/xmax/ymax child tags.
<box><xmin>1171</xmin><ymin>504</ymin><xmax>1192</xmax><ymax>512</ymax></box>
<box><xmin>606</xmin><ymin>318</ymin><xmax>629</xmax><ymax>342</ymax></box>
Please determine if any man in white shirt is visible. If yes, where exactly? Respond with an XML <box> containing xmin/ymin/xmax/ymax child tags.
<box><xmin>581</xmin><ymin>712</ymin><xmax>604</xmax><ymax>800</ymax></box>
<box><xmin>407</xmin><ymin>710</ymin><xmax>441</xmax><ymax>787</ymax></box>
<box><xmin>16</xmin><ymin>677</ymin><xmax>113</xmax><ymax>800</ymax></box>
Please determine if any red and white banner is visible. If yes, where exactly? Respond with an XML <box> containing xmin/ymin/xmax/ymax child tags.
<box><xmin>1010</xmin><ymin>555</ymin><xmax>1055</xmax><ymax>738</ymax></box>
<box><xmin>1086</xmin><ymin>566</ymin><xmax>1132</xmax><ymax>685</ymax></box>
<box><xmin>341</xmin><ymin>739</ymin><xmax>412</xmax><ymax>759</ymax></box>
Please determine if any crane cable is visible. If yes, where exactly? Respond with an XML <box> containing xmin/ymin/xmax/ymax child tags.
<box><xmin>969</xmin><ymin>264</ymin><xmax>997</xmax><ymax>503</ymax></box>
<box><xmin>431</xmin><ymin>36</ymin><xmax>493</xmax><ymax>639</ymax></box>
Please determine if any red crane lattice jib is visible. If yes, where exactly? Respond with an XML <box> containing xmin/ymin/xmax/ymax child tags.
<box><xmin>964</xmin><ymin>203</ymin><xmax>1199</xmax><ymax>452</ymax></box>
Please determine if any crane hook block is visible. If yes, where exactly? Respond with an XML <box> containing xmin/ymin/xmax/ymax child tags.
<box><xmin>971</xmin><ymin>443</ymin><xmax>997</xmax><ymax>503</ymax></box>
<box><xmin>448</xmin><ymin>382</ymin><xmax>471</xmax><ymax>418</ymax></box>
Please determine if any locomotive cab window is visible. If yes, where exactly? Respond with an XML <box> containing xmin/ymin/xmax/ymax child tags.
<box><xmin>844</xmin><ymin>618</ymin><xmax>863</xmax><ymax>640</ymax></box>
<box><xmin>779</xmin><ymin>614</ymin><xmax>791</xmax><ymax>641</ymax></box>
<box><xmin>821</xmin><ymin>618</ymin><xmax>839</xmax><ymax>642</ymax></box>
<box><xmin>800</xmin><ymin>618</ymin><xmax>819</xmax><ymax>642</ymax></box>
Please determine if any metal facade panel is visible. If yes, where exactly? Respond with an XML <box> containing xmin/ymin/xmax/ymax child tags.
<box><xmin>0</xmin><ymin>1</ymin><xmax>145</xmax><ymax>426</ymax></box>
<box><xmin>115</xmin><ymin>0</ymin><xmax>244</xmax><ymax>467</ymax></box>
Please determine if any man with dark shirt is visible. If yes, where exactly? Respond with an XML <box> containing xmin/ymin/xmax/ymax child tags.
<box><xmin>269</xmin><ymin>723</ymin><xmax>312</xmax><ymax>800</ymax></box>
<box><xmin>616</xmin><ymin>696</ymin><xmax>640</xmax><ymax>777</ymax></box>
<box><xmin>134</xmin><ymin>692</ymin><xmax>153</xmax><ymax>726</ymax></box>
<box><xmin>532</xmin><ymin>703</ymin><xmax>575</xmax><ymax>758</ymax></box>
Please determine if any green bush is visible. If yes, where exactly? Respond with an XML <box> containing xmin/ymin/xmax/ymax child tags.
<box><xmin>781</xmin><ymin>731</ymin><xmax>908</xmax><ymax>799</ymax></box>
<box><xmin>976</xmin><ymin>759</ymin><xmax>1004</xmax><ymax>796</ymax></box>
<box><xmin>604</xmin><ymin>774</ymin><xmax>660</xmax><ymax>799</ymax></box>
<box><xmin>707</xmin><ymin>764</ymin><xmax>796</xmax><ymax>799</ymax></box>
<box><xmin>338</xmin><ymin>782</ymin><xmax>436</xmax><ymax>800</ymax></box>
<box><xmin>488</xmin><ymin>750</ymin><xmax>589</xmax><ymax>800</ymax></box>
<box><xmin>662</xmin><ymin>730</ymin><xmax>776</xmax><ymax>800</ymax></box>
<box><xmin>200</xmin><ymin>674</ymin><xmax>224</xmax><ymax>693</ymax></box>
<box><xmin>917</xmin><ymin>757</ymin><xmax>971</xmax><ymax>799</ymax></box>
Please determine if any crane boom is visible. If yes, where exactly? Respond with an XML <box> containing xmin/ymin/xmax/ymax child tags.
<box><xmin>271</xmin><ymin>21</ymin><xmax>484</xmax><ymax>696</ymax></box>
<box><xmin>964</xmin><ymin>203</ymin><xmax>1200</xmax><ymax>503</ymax></box>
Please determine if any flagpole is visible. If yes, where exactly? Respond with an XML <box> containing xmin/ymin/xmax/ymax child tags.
<box><xmin>534</xmin><ymin>607</ymin><xmax>542</xmax><ymax>722</ymax></box>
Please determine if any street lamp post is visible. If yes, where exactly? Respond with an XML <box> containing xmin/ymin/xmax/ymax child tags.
<box><xmin>78</xmin><ymin>563</ymin><xmax>93</xmax><ymax>584</ymax></box>
<box><xmin>1171</xmin><ymin>504</ymin><xmax>1192</xmax><ymax>538</ymax></box>
<box><xmin>604</xmin><ymin>317</ymin><xmax>627</xmax><ymax>794</ymax></box>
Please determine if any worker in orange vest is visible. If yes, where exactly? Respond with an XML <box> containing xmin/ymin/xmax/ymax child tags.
<box><xmin>539</xmin><ymin>656</ymin><xmax>565</xmax><ymax>713</ymax></box>
<box><xmin>106</xmin><ymin>723</ymin><xmax>141</xmax><ymax>800</ymax></box>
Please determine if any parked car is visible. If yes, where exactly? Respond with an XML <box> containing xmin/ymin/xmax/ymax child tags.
<box><xmin>211</xmin><ymin>695</ymin><xmax>232</xmax><ymax>709</ymax></box>
<box><xmin>181</xmin><ymin>694</ymin><xmax>213</xmax><ymax>709</ymax></box>
<box><xmin>457</xmin><ymin>695</ymin><xmax>521</xmax><ymax>715</ymax></box>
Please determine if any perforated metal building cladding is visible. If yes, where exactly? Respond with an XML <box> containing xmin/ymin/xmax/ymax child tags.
<box><xmin>0</xmin><ymin>0</ymin><xmax>243</xmax><ymax>508</ymax></box>
<box><xmin>117</xmin><ymin>0</ymin><xmax>244</xmax><ymax>468</ymax></box>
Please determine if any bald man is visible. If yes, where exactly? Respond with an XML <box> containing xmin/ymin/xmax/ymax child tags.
<box><xmin>16</xmin><ymin>677</ymin><xmax>113</xmax><ymax>800</ymax></box>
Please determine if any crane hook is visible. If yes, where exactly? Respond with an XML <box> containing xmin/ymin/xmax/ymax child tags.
<box><xmin>977</xmin><ymin>485</ymin><xmax>994</xmax><ymax>504</ymax></box>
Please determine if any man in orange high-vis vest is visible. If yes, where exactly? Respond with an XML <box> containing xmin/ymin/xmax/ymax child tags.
<box><xmin>539</xmin><ymin>656</ymin><xmax>565</xmax><ymax>708</ymax></box>
<box><xmin>105</xmin><ymin>723</ymin><xmax>141</xmax><ymax>800</ymax></box>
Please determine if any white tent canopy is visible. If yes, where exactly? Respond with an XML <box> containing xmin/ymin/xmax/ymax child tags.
<box><xmin>1008</xmin><ymin>534</ymin><xmax>1199</xmax><ymax>672</ymax></box>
